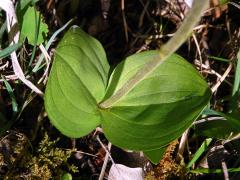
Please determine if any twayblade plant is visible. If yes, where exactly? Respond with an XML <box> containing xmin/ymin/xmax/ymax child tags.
<box><xmin>44</xmin><ymin>0</ymin><xmax>211</xmax><ymax>163</ymax></box>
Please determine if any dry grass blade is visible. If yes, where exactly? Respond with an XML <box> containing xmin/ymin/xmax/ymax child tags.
<box><xmin>37</xmin><ymin>44</ymin><xmax>51</xmax><ymax>85</ymax></box>
<box><xmin>211</xmin><ymin>63</ymin><xmax>233</xmax><ymax>93</ymax></box>
<box><xmin>99</xmin><ymin>142</ymin><xmax>112</xmax><ymax>180</ymax></box>
<box><xmin>222</xmin><ymin>161</ymin><xmax>229</xmax><ymax>180</ymax></box>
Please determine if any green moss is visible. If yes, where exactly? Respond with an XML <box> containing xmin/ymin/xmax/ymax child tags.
<box><xmin>3</xmin><ymin>133</ymin><xmax>78</xmax><ymax>179</ymax></box>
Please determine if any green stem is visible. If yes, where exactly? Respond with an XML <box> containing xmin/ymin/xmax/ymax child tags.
<box><xmin>99</xmin><ymin>0</ymin><xmax>209</xmax><ymax>108</ymax></box>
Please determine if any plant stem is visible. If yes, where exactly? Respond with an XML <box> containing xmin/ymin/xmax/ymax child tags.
<box><xmin>99</xmin><ymin>0</ymin><xmax>209</xmax><ymax>109</ymax></box>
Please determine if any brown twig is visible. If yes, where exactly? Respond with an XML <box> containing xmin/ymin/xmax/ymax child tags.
<box><xmin>211</xmin><ymin>63</ymin><xmax>233</xmax><ymax>93</ymax></box>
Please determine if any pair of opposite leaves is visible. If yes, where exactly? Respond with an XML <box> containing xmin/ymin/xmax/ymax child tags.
<box><xmin>45</xmin><ymin>26</ymin><xmax>211</xmax><ymax>163</ymax></box>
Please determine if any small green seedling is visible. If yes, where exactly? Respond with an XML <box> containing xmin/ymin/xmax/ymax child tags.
<box><xmin>44</xmin><ymin>1</ymin><xmax>211</xmax><ymax>163</ymax></box>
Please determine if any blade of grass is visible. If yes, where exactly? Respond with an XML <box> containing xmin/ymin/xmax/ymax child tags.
<box><xmin>0</xmin><ymin>43</ymin><xmax>22</xmax><ymax>58</ymax></box>
<box><xmin>208</xmin><ymin>56</ymin><xmax>229</xmax><ymax>63</ymax></box>
<box><xmin>189</xmin><ymin>167</ymin><xmax>240</xmax><ymax>174</ymax></box>
<box><xmin>2</xmin><ymin>76</ymin><xmax>18</xmax><ymax>116</ymax></box>
<box><xmin>187</xmin><ymin>138</ymin><xmax>212</xmax><ymax>168</ymax></box>
<box><xmin>230</xmin><ymin>48</ymin><xmax>240</xmax><ymax>114</ymax></box>
<box><xmin>0</xmin><ymin>21</ymin><xmax>7</xmax><ymax>41</ymax></box>
<box><xmin>0</xmin><ymin>76</ymin><xmax>18</xmax><ymax>135</ymax></box>
<box><xmin>232</xmin><ymin>49</ymin><xmax>240</xmax><ymax>96</ymax></box>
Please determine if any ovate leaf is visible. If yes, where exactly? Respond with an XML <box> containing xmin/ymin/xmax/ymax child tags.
<box><xmin>45</xmin><ymin>26</ymin><xmax>109</xmax><ymax>137</ymax></box>
<box><xmin>101</xmin><ymin>51</ymin><xmax>211</xmax><ymax>151</ymax></box>
<box><xmin>144</xmin><ymin>146</ymin><xmax>167</xmax><ymax>164</ymax></box>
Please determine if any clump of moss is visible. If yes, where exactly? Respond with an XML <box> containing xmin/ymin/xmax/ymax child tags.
<box><xmin>4</xmin><ymin>133</ymin><xmax>78</xmax><ymax>179</ymax></box>
<box><xmin>26</xmin><ymin>133</ymin><xmax>78</xmax><ymax>179</ymax></box>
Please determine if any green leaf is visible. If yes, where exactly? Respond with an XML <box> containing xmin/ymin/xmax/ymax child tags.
<box><xmin>100</xmin><ymin>51</ymin><xmax>211</xmax><ymax>151</ymax></box>
<box><xmin>194</xmin><ymin>120</ymin><xmax>238</xmax><ymax>139</ymax></box>
<box><xmin>20</xmin><ymin>6</ymin><xmax>48</xmax><ymax>45</ymax></box>
<box><xmin>199</xmin><ymin>108</ymin><xmax>240</xmax><ymax>136</ymax></box>
<box><xmin>144</xmin><ymin>146</ymin><xmax>167</xmax><ymax>164</ymax></box>
<box><xmin>220</xmin><ymin>112</ymin><xmax>240</xmax><ymax>129</ymax></box>
<box><xmin>187</xmin><ymin>138</ymin><xmax>212</xmax><ymax>168</ymax></box>
<box><xmin>211</xmin><ymin>109</ymin><xmax>240</xmax><ymax>129</ymax></box>
<box><xmin>45</xmin><ymin>26</ymin><xmax>110</xmax><ymax>137</ymax></box>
